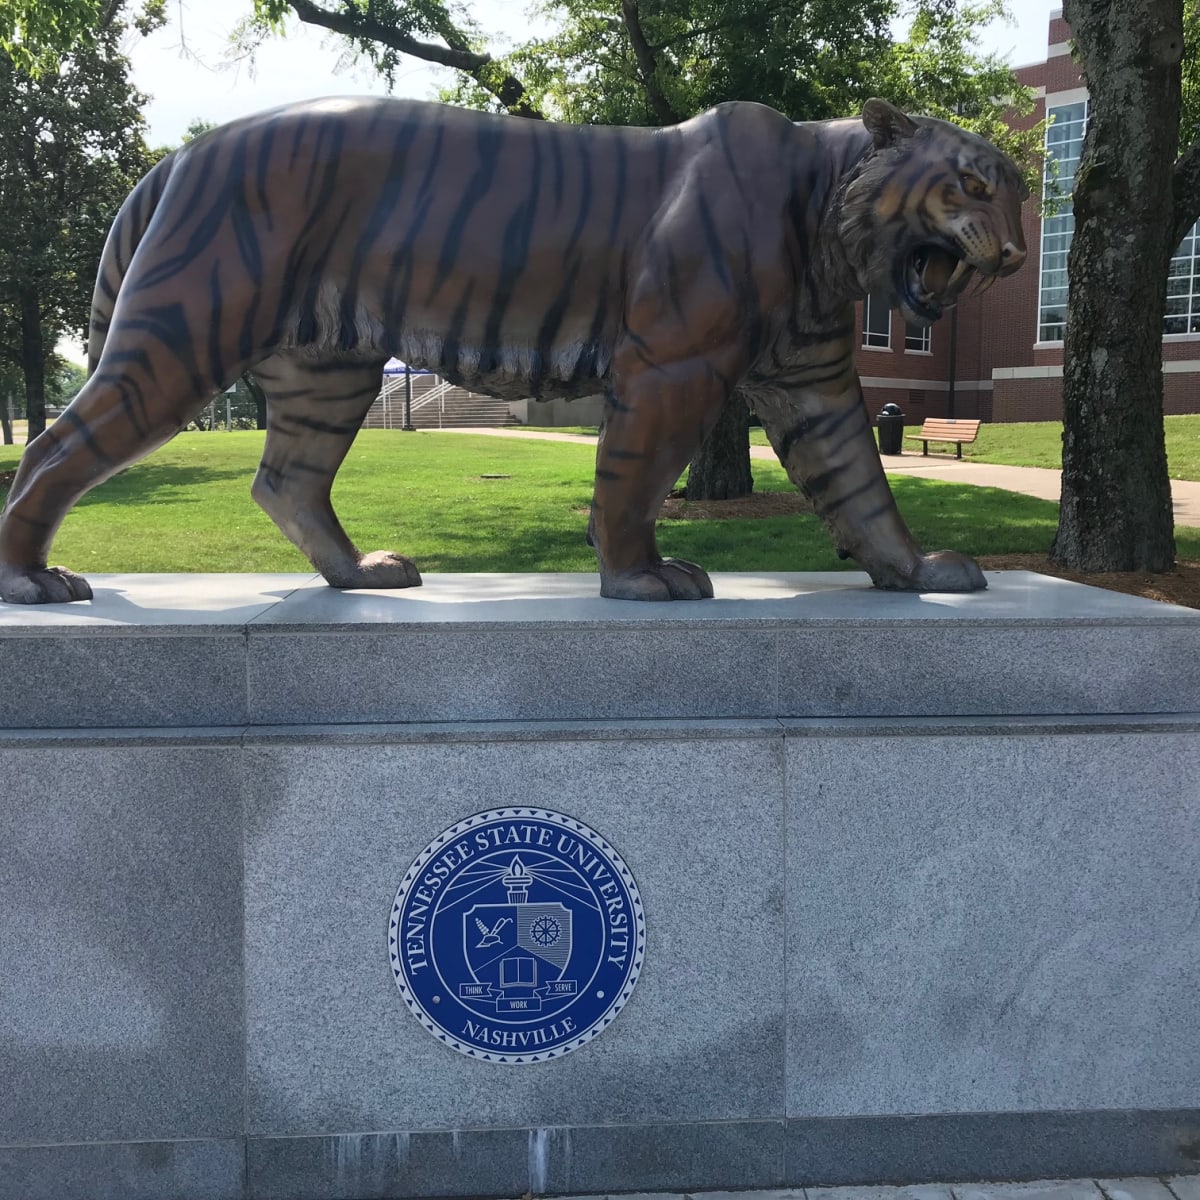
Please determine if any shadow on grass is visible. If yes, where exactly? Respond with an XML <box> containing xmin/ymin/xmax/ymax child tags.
<box><xmin>73</xmin><ymin>463</ymin><xmax>251</xmax><ymax>507</ymax></box>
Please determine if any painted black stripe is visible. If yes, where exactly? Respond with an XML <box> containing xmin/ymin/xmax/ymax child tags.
<box><xmin>564</xmin><ymin>132</ymin><xmax>593</xmax><ymax>260</ymax></box>
<box><xmin>716</xmin><ymin>109</ymin><xmax>748</xmax><ymax>201</ymax></box>
<box><xmin>60</xmin><ymin>408</ymin><xmax>113</xmax><ymax>466</ymax></box>
<box><xmin>441</xmin><ymin>279</ymin><xmax>476</xmax><ymax>379</ymax></box>
<box><xmin>818</xmin><ymin>476</ymin><xmax>884</xmax><ymax>517</ymax></box>
<box><xmin>529</xmin><ymin>258</ymin><xmax>580</xmax><ymax>397</ymax></box>
<box><xmin>207</xmin><ymin>261</ymin><xmax>226</xmax><ymax>387</ymax></box>
<box><xmin>121</xmin><ymin>302</ymin><xmax>205</xmax><ymax>394</ymax></box>
<box><xmin>255</xmin><ymin>123</ymin><xmax>277</xmax><ymax>233</ymax></box>
<box><xmin>607</xmin><ymin>132</ymin><xmax>628</xmax><ymax>245</ymax></box>
<box><xmin>548</xmin><ymin>125</ymin><xmax>564</xmax><ymax>215</ymax></box>
<box><xmin>429</xmin><ymin>121</ymin><xmax>504</xmax><ymax>300</ymax></box>
<box><xmin>381</xmin><ymin>120</ymin><xmax>446</xmax><ymax>332</ymax></box>
<box><xmin>339</xmin><ymin>115</ymin><xmax>422</xmax><ymax>349</ymax></box>
<box><xmin>284</xmin><ymin>414</ymin><xmax>362</xmax><ymax>436</ymax></box>
<box><xmin>696</xmin><ymin>195</ymin><xmax>732</xmax><ymax>292</ymax></box>
<box><xmin>480</xmin><ymin>133</ymin><xmax>543</xmax><ymax>372</ymax></box>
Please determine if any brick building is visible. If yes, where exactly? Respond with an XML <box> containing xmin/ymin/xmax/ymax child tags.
<box><xmin>854</xmin><ymin>6</ymin><xmax>1200</xmax><ymax>425</ymax></box>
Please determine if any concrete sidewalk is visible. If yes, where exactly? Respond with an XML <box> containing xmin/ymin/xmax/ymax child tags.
<box><xmin>502</xmin><ymin>1179</ymin><xmax>1199</xmax><ymax>1200</ymax></box>
<box><xmin>438</xmin><ymin>427</ymin><xmax>1200</xmax><ymax>528</ymax></box>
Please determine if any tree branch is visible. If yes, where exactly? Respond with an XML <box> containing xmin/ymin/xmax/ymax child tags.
<box><xmin>1173</xmin><ymin>134</ymin><xmax>1200</xmax><ymax>245</ymax></box>
<box><xmin>618</xmin><ymin>0</ymin><xmax>684</xmax><ymax>125</ymax></box>
<box><xmin>286</xmin><ymin>0</ymin><xmax>544</xmax><ymax>118</ymax></box>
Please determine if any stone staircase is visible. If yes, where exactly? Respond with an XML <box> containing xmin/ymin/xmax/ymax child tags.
<box><xmin>363</xmin><ymin>375</ymin><xmax>520</xmax><ymax>430</ymax></box>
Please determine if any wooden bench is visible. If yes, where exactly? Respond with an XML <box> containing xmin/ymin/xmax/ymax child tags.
<box><xmin>905</xmin><ymin>418</ymin><xmax>982</xmax><ymax>459</ymax></box>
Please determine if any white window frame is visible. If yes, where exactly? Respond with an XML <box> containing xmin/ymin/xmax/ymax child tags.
<box><xmin>862</xmin><ymin>293</ymin><xmax>891</xmax><ymax>350</ymax></box>
<box><xmin>904</xmin><ymin>323</ymin><xmax>932</xmax><ymax>354</ymax></box>
<box><xmin>1037</xmin><ymin>94</ymin><xmax>1089</xmax><ymax>345</ymax></box>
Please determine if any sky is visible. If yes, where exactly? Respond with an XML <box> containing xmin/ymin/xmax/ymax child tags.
<box><xmin>127</xmin><ymin>0</ymin><xmax>1059</xmax><ymax>148</ymax></box>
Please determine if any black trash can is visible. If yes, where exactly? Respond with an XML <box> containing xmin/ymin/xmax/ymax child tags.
<box><xmin>876</xmin><ymin>402</ymin><xmax>905</xmax><ymax>455</ymax></box>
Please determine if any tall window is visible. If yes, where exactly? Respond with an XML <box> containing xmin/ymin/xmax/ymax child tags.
<box><xmin>1040</xmin><ymin>98</ymin><xmax>1200</xmax><ymax>340</ymax></box>
<box><xmin>904</xmin><ymin>323</ymin><xmax>931</xmax><ymax>353</ymax></box>
<box><xmin>1165</xmin><ymin>221</ymin><xmax>1200</xmax><ymax>334</ymax></box>
<box><xmin>1038</xmin><ymin>100</ymin><xmax>1087</xmax><ymax>342</ymax></box>
<box><xmin>862</xmin><ymin>293</ymin><xmax>891</xmax><ymax>348</ymax></box>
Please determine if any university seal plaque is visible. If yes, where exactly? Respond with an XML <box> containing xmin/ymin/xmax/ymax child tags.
<box><xmin>390</xmin><ymin>808</ymin><xmax>645</xmax><ymax>1063</ymax></box>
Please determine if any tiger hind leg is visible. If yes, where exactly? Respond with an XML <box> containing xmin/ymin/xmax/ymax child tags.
<box><xmin>250</xmin><ymin>355</ymin><xmax>421</xmax><ymax>590</ymax></box>
<box><xmin>0</xmin><ymin>373</ymin><xmax>213</xmax><ymax>604</ymax></box>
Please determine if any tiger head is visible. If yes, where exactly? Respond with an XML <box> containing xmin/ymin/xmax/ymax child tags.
<box><xmin>836</xmin><ymin>98</ymin><xmax>1030</xmax><ymax>326</ymax></box>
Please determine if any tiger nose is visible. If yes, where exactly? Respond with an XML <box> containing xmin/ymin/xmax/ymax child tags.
<box><xmin>1000</xmin><ymin>241</ymin><xmax>1026</xmax><ymax>272</ymax></box>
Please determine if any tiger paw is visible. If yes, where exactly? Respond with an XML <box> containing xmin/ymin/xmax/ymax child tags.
<box><xmin>326</xmin><ymin>551</ymin><xmax>422</xmax><ymax>590</ymax></box>
<box><xmin>0</xmin><ymin>564</ymin><xmax>94</xmax><ymax>605</ymax></box>
<box><xmin>600</xmin><ymin>558</ymin><xmax>714</xmax><ymax>601</ymax></box>
<box><xmin>877</xmin><ymin>550</ymin><xmax>986</xmax><ymax>593</ymax></box>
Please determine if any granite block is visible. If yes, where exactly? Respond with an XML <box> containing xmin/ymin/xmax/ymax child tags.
<box><xmin>0</xmin><ymin>634</ymin><xmax>248</xmax><ymax>728</ymax></box>
<box><xmin>808</xmin><ymin>1188</ymin><xmax>953</xmax><ymax>1200</ymax></box>
<box><xmin>246</xmin><ymin>1120</ymin><xmax>785</xmax><ymax>1199</ymax></box>
<box><xmin>246</xmin><ymin>1128</ymin><xmax>529</xmax><ymax>1200</ymax></box>
<box><xmin>0</xmin><ymin>747</ymin><xmax>244</xmax><ymax>1143</ymax></box>
<box><xmin>0</xmin><ymin>1138</ymin><xmax>244</xmax><ymax>1200</ymax></box>
<box><xmin>0</xmin><ymin>572</ymin><xmax>314</xmax><ymax>729</ymax></box>
<box><xmin>1099</xmin><ymin>1182</ymin><xmax>1182</xmax><ymax>1200</ymax></box>
<box><xmin>956</xmin><ymin>1184</ymin><xmax>1103</xmax><ymax>1200</ymax></box>
<box><xmin>1168</xmin><ymin>1179</ymin><xmax>1200</xmax><ymax>1200</ymax></box>
<box><xmin>245</xmin><ymin>626</ymin><xmax>778</xmax><ymax>723</ymax></box>
<box><xmin>547</xmin><ymin>1119</ymin><xmax>786</xmax><ymax>1195</ymax></box>
<box><xmin>776</xmin><ymin>626</ymin><xmax>1200</xmax><ymax>717</ymax></box>
<box><xmin>242</xmin><ymin>735</ymin><xmax>785</xmax><ymax>1134</ymax></box>
<box><xmin>784</xmin><ymin>730</ymin><xmax>1200</xmax><ymax>1118</ymax></box>
<box><xmin>785</xmin><ymin>1111</ymin><xmax>1200</xmax><ymax>1186</ymax></box>
<box><xmin>692</xmin><ymin>1191</ymin><xmax>808</xmax><ymax>1200</ymax></box>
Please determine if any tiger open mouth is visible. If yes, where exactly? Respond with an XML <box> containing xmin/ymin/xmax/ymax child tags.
<box><xmin>899</xmin><ymin>243</ymin><xmax>978</xmax><ymax>323</ymax></box>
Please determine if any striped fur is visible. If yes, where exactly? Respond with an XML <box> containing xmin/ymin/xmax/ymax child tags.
<box><xmin>0</xmin><ymin>96</ymin><xmax>1026</xmax><ymax>604</ymax></box>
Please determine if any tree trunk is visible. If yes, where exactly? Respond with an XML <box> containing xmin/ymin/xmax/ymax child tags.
<box><xmin>19</xmin><ymin>285</ymin><xmax>47</xmax><ymax>442</ymax></box>
<box><xmin>686</xmin><ymin>392</ymin><xmax>753</xmax><ymax>500</ymax></box>
<box><xmin>1</xmin><ymin>393</ymin><xmax>12</xmax><ymax>445</ymax></box>
<box><xmin>1052</xmin><ymin>0</ymin><xmax>1180</xmax><ymax>572</ymax></box>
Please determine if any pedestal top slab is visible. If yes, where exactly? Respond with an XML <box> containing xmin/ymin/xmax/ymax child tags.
<box><xmin>2</xmin><ymin>572</ymin><xmax>1196</xmax><ymax>727</ymax></box>
<box><xmin>0</xmin><ymin>573</ymin><xmax>319</xmax><ymax>634</ymax></box>
<box><xmin>0</xmin><ymin>571</ymin><xmax>1195</xmax><ymax>634</ymax></box>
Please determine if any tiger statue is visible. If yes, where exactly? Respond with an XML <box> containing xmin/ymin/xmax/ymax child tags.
<box><xmin>0</xmin><ymin>96</ymin><xmax>1026</xmax><ymax>605</ymax></box>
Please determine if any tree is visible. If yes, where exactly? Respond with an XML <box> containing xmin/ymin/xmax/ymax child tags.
<box><xmin>0</xmin><ymin>0</ymin><xmax>99</xmax><ymax>68</ymax></box>
<box><xmin>1</xmin><ymin>0</ymin><xmax>164</xmax><ymax>67</ymax></box>
<box><xmin>0</xmin><ymin>15</ymin><xmax>154</xmax><ymax>441</ymax></box>
<box><xmin>1051</xmin><ymin>0</ymin><xmax>1195</xmax><ymax>572</ymax></box>
<box><xmin>246</xmin><ymin>0</ymin><xmax>543</xmax><ymax>117</ymax></box>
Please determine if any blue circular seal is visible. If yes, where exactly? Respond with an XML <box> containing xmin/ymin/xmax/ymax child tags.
<box><xmin>390</xmin><ymin>808</ymin><xmax>645</xmax><ymax>1063</ymax></box>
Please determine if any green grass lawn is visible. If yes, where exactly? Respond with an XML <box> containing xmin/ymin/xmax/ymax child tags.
<box><xmin>3</xmin><ymin>429</ymin><xmax>1198</xmax><ymax>573</ymax></box>
<box><xmin>752</xmin><ymin>415</ymin><xmax>1200</xmax><ymax>479</ymax></box>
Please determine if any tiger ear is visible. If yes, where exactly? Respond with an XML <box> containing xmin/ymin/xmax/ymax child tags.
<box><xmin>862</xmin><ymin>98</ymin><xmax>918</xmax><ymax>149</ymax></box>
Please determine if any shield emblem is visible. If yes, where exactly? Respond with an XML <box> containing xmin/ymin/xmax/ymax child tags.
<box><xmin>464</xmin><ymin>902</ymin><xmax>573</xmax><ymax>990</ymax></box>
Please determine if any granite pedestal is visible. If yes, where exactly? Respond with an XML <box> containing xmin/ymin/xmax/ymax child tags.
<box><xmin>2</xmin><ymin>572</ymin><xmax>1198</xmax><ymax>1200</ymax></box>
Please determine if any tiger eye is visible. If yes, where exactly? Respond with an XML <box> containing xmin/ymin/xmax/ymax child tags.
<box><xmin>960</xmin><ymin>173</ymin><xmax>990</xmax><ymax>199</ymax></box>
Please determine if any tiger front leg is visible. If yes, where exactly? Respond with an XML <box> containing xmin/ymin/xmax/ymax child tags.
<box><xmin>755</xmin><ymin>373</ymin><xmax>986</xmax><ymax>593</ymax></box>
<box><xmin>590</xmin><ymin>353</ymin><xmax>741</xmax><ymax>601</ymax></box>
